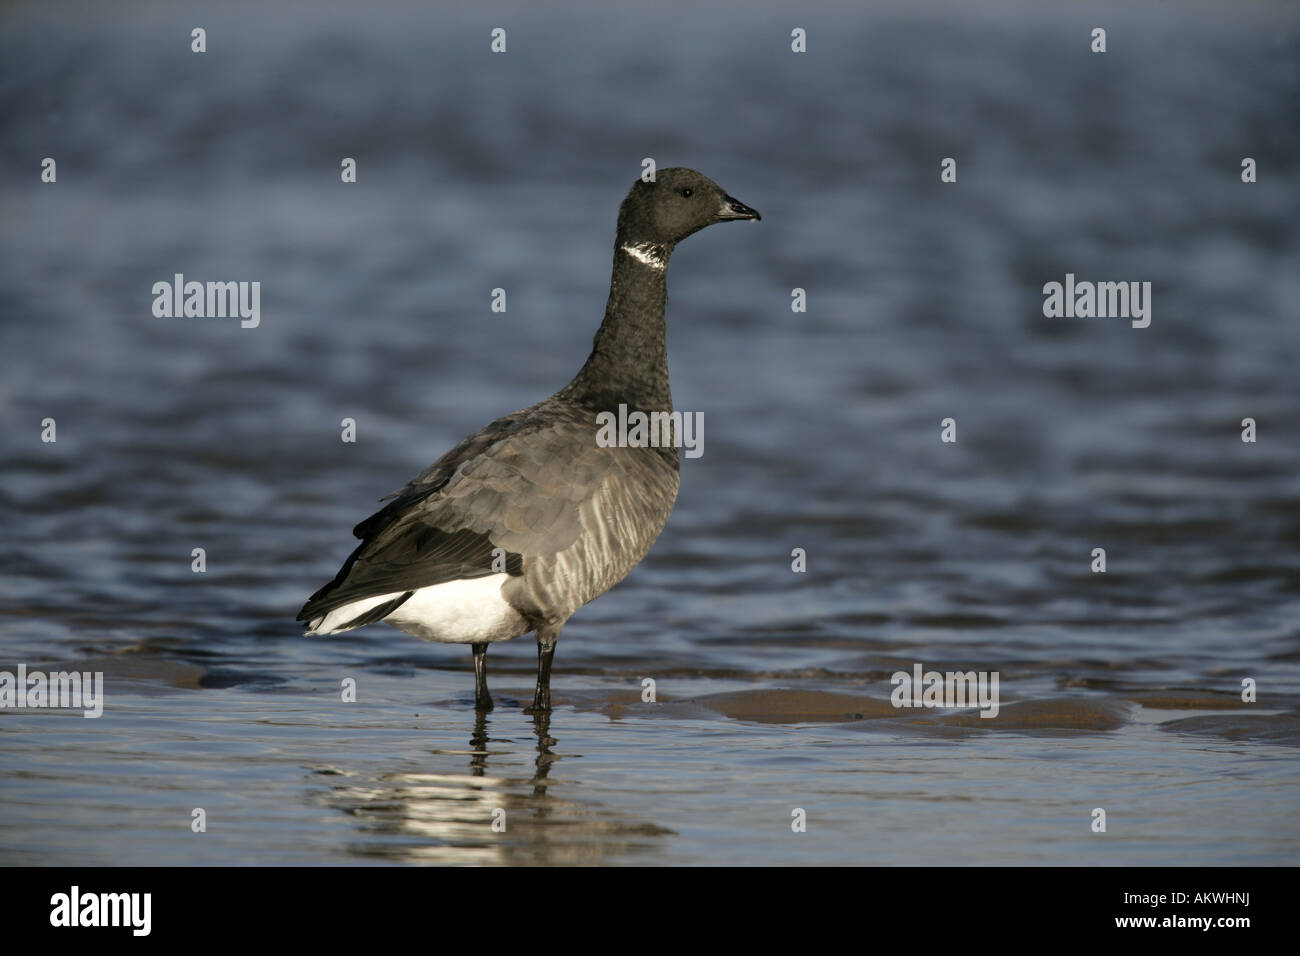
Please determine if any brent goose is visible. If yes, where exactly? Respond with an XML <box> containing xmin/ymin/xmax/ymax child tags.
<box><xmin>298</xmin><ymin>168</ymin><xmax>760</xmax><ymax>712</ymax></box>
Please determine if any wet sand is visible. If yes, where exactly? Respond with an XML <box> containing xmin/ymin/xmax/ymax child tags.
<box><xmin>3</xmin><ymin>650</ymin><xmax>1296</xmax><ymax>866</ymax></box>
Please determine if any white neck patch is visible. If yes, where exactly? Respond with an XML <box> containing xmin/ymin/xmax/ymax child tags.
<box><xmin>621</xmin><ymin>242</ymin><xmax>667</xmax><ymax>271</ymax></box>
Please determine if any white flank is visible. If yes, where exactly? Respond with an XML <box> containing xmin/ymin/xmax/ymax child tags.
<box><xmin>307</xmin><ymin>593</ymin><xmax>395</xmax><ymax>635</ymax></box>
<box><xmin>309</xmin><ymin>574</ymin><xmax>526</xmax><ymax>645</ymax></box>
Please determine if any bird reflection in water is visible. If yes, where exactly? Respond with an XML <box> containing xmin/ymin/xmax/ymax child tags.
<box><xmin>319</xmin><ymin>709</ymin><xmax>669</xmax><ymax>865</ymax></box>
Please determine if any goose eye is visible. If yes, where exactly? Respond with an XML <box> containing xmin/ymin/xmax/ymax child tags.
<box><xmin>681</xmin><ymin>188</ymin><xmax>693</xmax><ymax>197</ymax></box>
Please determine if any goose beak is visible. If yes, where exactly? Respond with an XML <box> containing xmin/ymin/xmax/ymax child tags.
<box><xmin>717</xmin><ymin>194</ymin><xmax>761</xmax><ymax>222</ymax></box>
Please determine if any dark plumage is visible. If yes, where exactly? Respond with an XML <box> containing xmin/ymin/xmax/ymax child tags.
<box><xmin>298</xmin><ymin>168</ymin><xmax>760</xmax><ymax>711</ymax></box>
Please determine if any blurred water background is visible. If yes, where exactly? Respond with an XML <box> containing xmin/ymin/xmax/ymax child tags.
<box><xmin>1</xmin><ymin>0</ymin><xmax>1298</xmax><ymax>865</ymax></box>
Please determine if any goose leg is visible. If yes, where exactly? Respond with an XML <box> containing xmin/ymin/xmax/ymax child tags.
<box><xmin>471</xmin><ymin>642</ymin><xmax>493</xmax><ymax>712</ymax></box>
<box><xmin>526</xmin><ymin>625</ymin><xmax>561</xmax><ymax>713</ymax></box>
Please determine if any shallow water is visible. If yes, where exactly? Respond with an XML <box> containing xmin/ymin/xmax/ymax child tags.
<box><xmin>2</xmin><ymin>0</ymin><xmax>1299</xmax><ymax>865</ymax></box>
